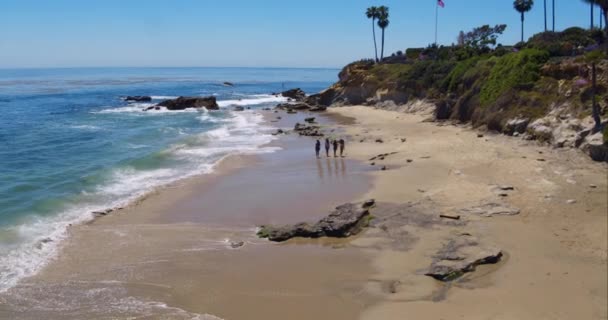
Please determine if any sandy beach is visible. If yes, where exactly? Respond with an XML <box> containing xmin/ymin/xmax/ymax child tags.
<box><xmin>1</xmin><ymin>106</ymin><xmax>606</xmax><ymax>319</ymax></box>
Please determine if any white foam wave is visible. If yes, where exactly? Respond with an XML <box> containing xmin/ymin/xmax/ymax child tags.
<box><xmin>70</xmin><ymin>125</ymin><xmax>102</xmax><ymax>131</ymax></box>
<box><xmin>150</xmin><ymin>95</ymin><xmax>178</xmax><ymax>100</ymax></box>
<box><xmin>0</xmin><ymin>109</ymin><xmax>280</xmax><ymax>293</ymax></box>
<box><xmin>94</xmin><ymin>105</ymin><xmax>199</xmax><ymax>114</ymax></box>
<box><xmin>217</xmin><ymin>94</ymin><xmax>287</xmax><ymax>107</ymax></box>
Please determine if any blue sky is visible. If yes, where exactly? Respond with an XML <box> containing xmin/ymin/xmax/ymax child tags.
<box><xmin>0</xmin><ymin>0</ymin><xmax>600</xmax><ymax>68</ymax></box>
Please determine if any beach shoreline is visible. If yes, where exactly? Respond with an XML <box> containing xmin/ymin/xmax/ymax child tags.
<box><xmin>0</xmin><ymin>108</ymin><xmax>378</xmax><ymax>320</ymax></box>
<box><xmin>1</xmin><ymin>105</ymin><xmax>606</xmax><ymax>320</ymax></box>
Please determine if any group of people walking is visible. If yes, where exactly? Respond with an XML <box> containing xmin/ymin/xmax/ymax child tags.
<box><xmin>315</xmin><ymin>138</ymin><xmax>345</xmax><ymax>158</ymax></box>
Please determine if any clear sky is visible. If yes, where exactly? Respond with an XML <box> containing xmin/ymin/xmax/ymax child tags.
<box><xmin>0</xmin><ymin>0</ymin><xmax>599</xmax><ymax>68</ymax></box>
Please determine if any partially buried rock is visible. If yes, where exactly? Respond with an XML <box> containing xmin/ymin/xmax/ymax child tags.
<box><xmin>425</xmin><ymin>233</ymin><xmax>503</xmax><ymax>282</ymax></box>
<box><xmin>304</xmin><ymin>117</ymin><xmax>316</xmax><ymax>123</ymax></box>
<box><xmin>230</xmin><ymin>241</ymin><xmax>244</xmax><ymax>249</ymax></box>
<box><xmin>233</xmin><ymin>106</ymin><xmax>245</xmax><ymax>111</ymax></box>
<box><xmin>460</xmin><ymin>201</ymin><xmax>520</xmax><ymax>217</ymax></box>
<box><xmin>125</xmin><ymin>96</ymin><xmax>152</xmax><ymax>102</ymax></box>
<box><xmin>257</xmin><ymin>201</ymin><xmax>374</xmax><ymax>242</ymax></box>
<box><xmin>158</xmin><ymin>96</ymin><xmax>219</xmax><ymax>111</ymax></box>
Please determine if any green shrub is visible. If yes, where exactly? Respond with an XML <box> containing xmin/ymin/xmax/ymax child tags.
<box><xmin>479</xmin><ymin>49</ymin><xmax>550</xmax><ymax>106</ymax></box>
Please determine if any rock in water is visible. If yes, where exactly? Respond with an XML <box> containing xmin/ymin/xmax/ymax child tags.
<box><xmin>157</xmin><ymin>96</ymin><xmax>219</xmax><ymax>111</ymax></box>
<box><xmin>125</xmin><ymin>96</ymin><xmax>152</xmax><ymax>102</ymax></box>
<box><xmin>280</xmin><ymin>88</ymin><xmax>306</xmax><ymax>101</ymax></box>
<box><xmin>223</xmin><ymin>81</ymin><xmax>234</xmax><ymax>87</ymax></box>
<box><xmin>257</xmin><ymin>202</ymin><xmax>373</xmax><ymax>242</ymax></box>
<box><xmin>425</xmin><ymin>234</ymin><xmax>503</xmax><ymax>282</ymax></box>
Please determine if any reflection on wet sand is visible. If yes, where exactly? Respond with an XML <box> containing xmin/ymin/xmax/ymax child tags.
<box><xmin>317</xmin><ymin>158</ymin><xmax>347</xmax><ymax>180</ymax></box>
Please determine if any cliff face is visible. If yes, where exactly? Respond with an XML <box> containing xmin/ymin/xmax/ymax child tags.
<box><xmin>309</xmin><ymin>50</ymin><xmax>608</xmax><ymax>162</ymax></box>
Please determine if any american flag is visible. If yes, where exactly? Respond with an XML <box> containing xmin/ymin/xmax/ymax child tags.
<box><xmin>438</xmin><ymin>0</ymin><xmax>445</xmax><ymax>8</ymax></box>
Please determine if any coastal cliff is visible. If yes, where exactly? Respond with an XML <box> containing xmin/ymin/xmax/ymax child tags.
<box><xmin>308</xmin><ymin>27</ymin><xmax>608</xmax><ymax>162</ymax></box>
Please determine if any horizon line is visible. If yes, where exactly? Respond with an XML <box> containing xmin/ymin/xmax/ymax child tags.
<box><xmin>0</xmin><ymin>65</ymin><xmax>343</xmax><ymax>71</ymax></box>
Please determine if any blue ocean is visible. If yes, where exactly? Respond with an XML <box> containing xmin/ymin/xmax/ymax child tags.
<box><xmin>0</xmin><ymin>67</ymin><xmax>337</xmax><ymax>291</ymax></box>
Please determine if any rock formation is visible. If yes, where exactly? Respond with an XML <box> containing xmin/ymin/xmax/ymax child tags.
<box><xmin>157</xmin><ymin>96</ymin><xmax>219</xmax><ymax>111</ymax></box>
<box><xmin>280</xmin><ymin>88</ymin><xmax>306</xmax><ymax>101</ymax></box>
<box><xmin>257</xmin><ymin>201</ymin><xmax>375</xmax><ymax>242</ymax></box>
<box><xmin>425</xmin><ymin>233</ymin><xmax>503</xmax><ymax>281</ymax></box>
<box><xmin>125</xmin><ymin>96</ymin><xmax>152</xmax><ymax>102</ymax></box>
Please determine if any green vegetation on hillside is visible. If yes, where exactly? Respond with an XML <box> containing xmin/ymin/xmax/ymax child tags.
<box><xmin>331</xmin><ymin>26</ymin><xmax>607</xmax><ymax>132</ymax></box>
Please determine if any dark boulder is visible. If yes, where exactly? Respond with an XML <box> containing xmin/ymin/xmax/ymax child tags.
<box><xmin>257</xmin><ymin>201</ymin><xmax>374</xmax><ymax>242</ymax></box>
<box><xmin>305</xmin><ymin>88</ymin><xmax>338</xmax><ymax>107</ymax></box>
<box><xmin>158</xmin><ymin>96</ymin><xmax>219</xmax><ymax>111</ymax></box>
<box><xmin>309</xmin><ymin>105</ymin><xmax>327</xmax><ymax>112</ymax></box>
<box><xmin>125</xmin><ymin>96</ymin><xmax>152</xmax><ymax>102</ymax></box>
<box><xmin>294</xmin><ymin>122</ymin><xmax>323</xmax><ymax>137</ymax></box>
<box><xmin>281</xmin><ymin>88</ymin><xmax>306</xmax><ymax>101</ymax></box>
<box><xmin>304</xmin><ymin>117</ymin><xmax>316</xmax><ymax>123</ymax></box>
<box><xmin>223</xmin><ymin>82</ymin><xmax>234</xmax><ymax>87</ymax></box>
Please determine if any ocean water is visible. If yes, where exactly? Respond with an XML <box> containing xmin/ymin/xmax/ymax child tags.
<box><xmin>0</xmin><ymin>67</ymin><xmax>337</xmax><ymax>292</ymax></box>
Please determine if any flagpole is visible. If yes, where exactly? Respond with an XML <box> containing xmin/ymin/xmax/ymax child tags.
<box><xmin>434</xmin><ymin>1</ymin><xmax>438</xmax><ymax>45</ymax></box>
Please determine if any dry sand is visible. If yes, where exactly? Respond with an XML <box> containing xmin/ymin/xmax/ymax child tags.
<box><xmin>1</xmin><ymin>106</ymin><xmax>606</xmax><ymax>319</ymax></box>
<box><xmin>328</xmin><ymin>106</ymin><xmax>607</xmax><ymax>320</ymax></box>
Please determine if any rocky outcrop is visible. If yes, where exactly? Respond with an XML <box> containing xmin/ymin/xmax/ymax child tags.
<box><xmin>281</xmin><ymin>88</ymin><xmax>306</xmax><ymax>101</ymax></box>
<box><xmin>157</xmin><ymin>96</ymin><xmax>219</xmax><ymax>110</ymax></box>
<box><xmin>125</xmin><ymin>96</ymin><xmax>152</xmax><ymax>102</ymax></box>
<box><xmin>581</xmin><ymin>131</ymin><xmax>608</xmax><ymax>162</ymax></box>
<box><xmin>257</xmin><ymin>201</ymin><xmax>375</xmax><ymax>242</ymax></box>
<box><xmin>425</xmin><ymin>234</ymin><xmax>503</xmax><ymax>281</ymax></box>
<box><xmin>505</xmin><ymin>118</ymin><xmax>530</xmax><ymax>136</ymax></box>
<box><xmin>293</xmin><ymin>122</ymin><xmax>323</xmax><ymax>137</ymax></box>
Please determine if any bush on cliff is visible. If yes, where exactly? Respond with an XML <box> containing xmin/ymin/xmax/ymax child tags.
<box><xmin>479</xmin><ymin>49</ymin><xmax>550</xmax><ymax>107</ymax></box>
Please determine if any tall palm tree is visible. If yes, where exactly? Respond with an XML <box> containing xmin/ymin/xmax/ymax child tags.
<box><xmin>366</xmin><ymin>7</ymin><xmax>380</xmax><ymax>62</ymax></box>
<box><xmin>552</xmin><ymin>0</ymin><xmax>555</xmax><ymax>31</ymax></box>
<box><xmin>514</xmin><ymin>0</ymin><xmax>534</xmax><ymax>43</ymax></box>
<box><xmin>544</xmin><ymin>0</ymin><xmax>548</xmax><ymax>31</ymax></box>
<box><xmin>589</xmin><ymin>1</ymin><xmax>595</xmax><ymax>29</ymax></box>
<box><xmin>377</xmin><ymin>6</ymin><xmax>390</xmax><ymax>61</ymax></box>
<box><xmin>582</xmin><ymin>0</ymin><xmax>608</xmax><ymax>33</ymax></box>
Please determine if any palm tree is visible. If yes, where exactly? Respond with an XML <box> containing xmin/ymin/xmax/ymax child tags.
<box><xmin>582</xmin><ymin>0</ymin><xmax>608</xmax><ymax>33</ymax></box>
<box><xmin>544</xmin><ymin>0</ymin><xmax>548</xmax><ymax>31</ymax></box>
<box><xmin>377</xmin><ymin>6</ymin><xmax>390</xmax><ymax>61</ymax></box>
<box><xmin>552</xmin><ymin>0</ymin><xmax>555</xmax><ymax>31</ymax></box>
<box><xmin>366</xmin><ymin>7</ymin><xmax>380</xmax><ymax>62</ymax></box>
<box><xmin>514</xmin><ymin>0</ymin><xmax>534</xmax><ymax>43</ymax></box>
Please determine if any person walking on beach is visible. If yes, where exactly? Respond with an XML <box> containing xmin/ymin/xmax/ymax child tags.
<box><xmin>332</xmin><ymin>139</ymin><xmax>339</xmax><ymax>157</ymax></box>
<box><xmin>315</xmin><ymin>139</ymin><xmax>321</xmax><ymax>158</ymax></box>
<box><xmin>324</xmin><ymin>138</ymin><xmax>330</xmax><ymax>157</ymax></box>
<box><xmin>339</xmin><ymin>138</ymin><xmax>345</xmax><ymax>157</ymax></box>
